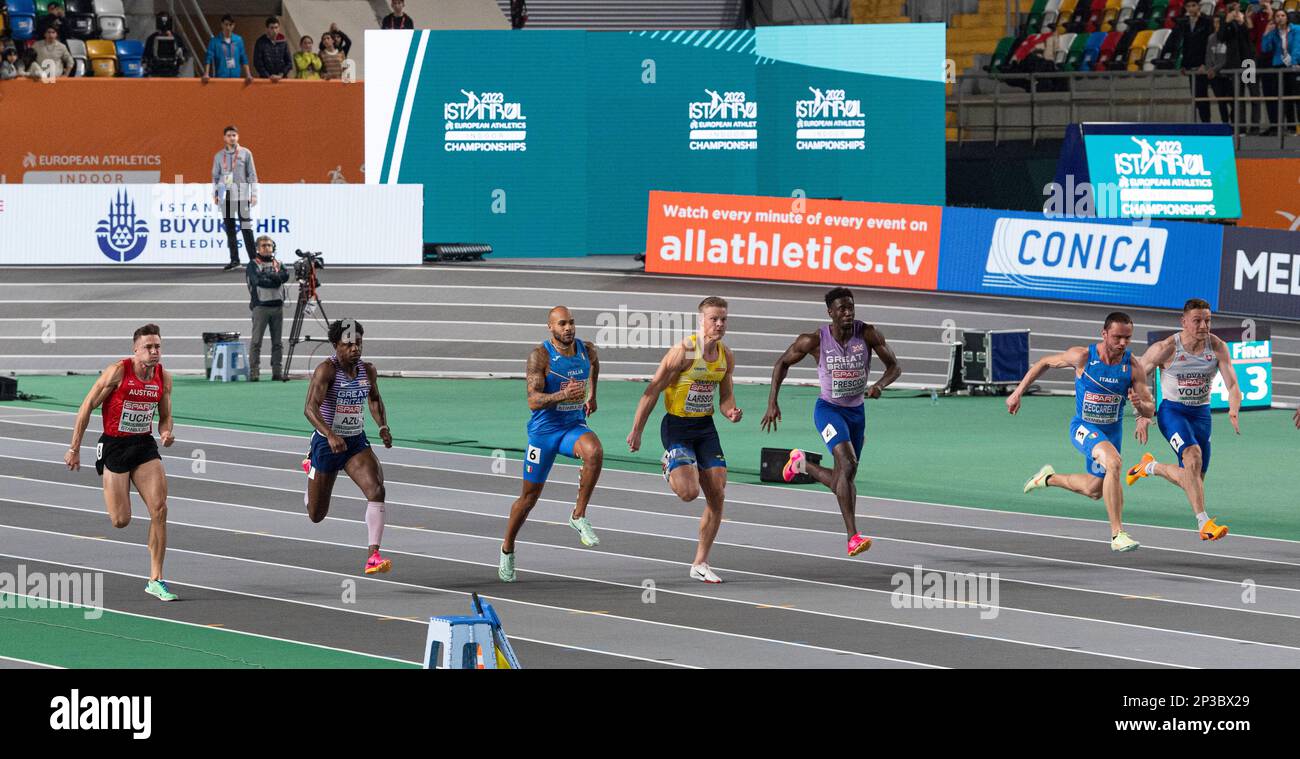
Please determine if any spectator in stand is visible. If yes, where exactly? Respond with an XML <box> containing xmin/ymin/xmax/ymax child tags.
<box><xmin>143</xmin><ymin>11</ymin><xmax>188</xmax><ymax>78</ymax></box>
<box><xmin>1260</xmin><ymin>7</ymin><xmax>1300</xmax><ymax>134</ymax></box>
<box><xmin>1204</xmin><ymin>14</ymin><xmax>1235</xmax><ymax>123</ymax></box>
<box><xmin>294</xmin><ymin>36</ymin><xmax>322</xmax><ymax>79</ymax></box>
<box><xmin>254</xmin><ymin>16</ymin><xmax>293</xmax><ymax>81</ymax></box>
<box><xmin>33</xmin><ymin>25</ymin><xmax>74</xmax><ymax>78</ymax></box>
<box><xmin>203</xmin><ymin>15</ymin><xmax>253</xmax><ymax>84</ymax></box>
<box><xmin>511</xmin><ymin>0</ymin><xmax>528</xmax><ymax>29</ymax></box>
<box><xmin>1250</xmin><ymin>0</ymin><xmax>1275</xmax><ymax>53</ymax></box>
<box><xmin>36</xmin><ymin>2</ymin><xmax>69</xmax><ymax>42</ymax></box>
<box><xmin>1</xmin><ymin>47</ymin><xmax>21</xmax><ymax>80</ymax></box>
<box><xmin>320</xmin><ymin>24</ymin><xmax>352</xmax><ymax>58</ymax></box>
<box><xmin>381</xmin><ymin>0</ymin><xmax>415</xmax><ymax>29</ymax></box>
<box><xmin>1219</xmin><ymin>4</ymin><xmax>1262</xmax><ymax>132</ymax></box>
<box><xmin>1177</xmin><ymin>0</ymin><xmax>1217</xmax><ymax>122</ymax></box>
<box><xmin>320</xmin><ymin>32</ymin><xmax>346</xmax><ymax>80</ymax></box>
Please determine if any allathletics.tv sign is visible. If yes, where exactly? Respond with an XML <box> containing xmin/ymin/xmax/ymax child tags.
<box><xmin>937</xmin><ymin>207</ymin><xmax>1223</xmax><ymax>309</ymax></box>
<box><xmin>1053</xmin><ymin>123</ymin><xmax>1241</xmax><ymax>221</ymax></box>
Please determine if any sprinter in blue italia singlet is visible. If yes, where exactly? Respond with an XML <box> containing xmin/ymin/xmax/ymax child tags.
<box><xmin>498</xmin><ymin>306</ymin><xmax>605</xmax><ymax>583</ymax></box>
<box><xmin>301</xmin><ymin>319</ymin><xmax>396</xmax><ymax>576</ymax></box>
<box><xmin>1007</xmin><ymin>312</ymin><xmax>1156</xmax><ymax>553</ymax></box>
<box><xmin>1127</xmin><ymin>298</ymin><xmax>1241</xmax><ymax>542</ymax></box>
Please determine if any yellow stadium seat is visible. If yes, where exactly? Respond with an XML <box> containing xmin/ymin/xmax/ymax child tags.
<box><xmin>86</xmin><ymin>39</ymin><xmax>119</xmax><ymax>77</ymax></box>
<box><xmin>1126</xmin><ymin>29</ymin><xmax>1152</xmax><ymax>71</ymax></box>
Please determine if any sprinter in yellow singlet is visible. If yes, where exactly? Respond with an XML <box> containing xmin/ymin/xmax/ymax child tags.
<box><xmin>627</xmin><ymin>296</ymin><xmax>741</xmax><ymax>583</ymax></box>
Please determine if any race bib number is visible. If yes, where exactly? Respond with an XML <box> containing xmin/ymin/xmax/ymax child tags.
<box><xmin>822</xmin><ymin>423</ymin><xmax>838</xmax><ymax>443</ymax></box>
<box><xmin>95</xmin><ymin>442</ymin><xmax>104</xmax><ymax>461</ymax></box>
<box><xmin>1175</xmin><ymin>374</ymin><xmax>1210</xmax><ymax>405</ymax></box>
<box><xmin>1074</xmin><ymin>425</ymin><xmax>1089</xmax><ymax>445</ymax></box>
<box><xmin>1081</xmin><ymin>391</ymin><xmax>1122</xmax><ymax>425</ymax></box>
<box><xmin>526</xmin><ymin>445</ymin><xmax>541</xmax><ymax>463</ymax></box>
<box><xmin>331</xmin><ymin>404</ymin><xmax>364</xmax><ymax>436</ymax></box>
<box><xmin>683</xmin><ymin>381</ymin><xmax>716</xmax><ymax>414</ymax></box>
<box><xmin>1168</xmin><ymin>432</ymin><xmax>1184</xmax><ymax>452</ymax></box>
<box><xmin>830</xmin><ymin>368</ymin><xmax>866</xmax><ymax>399</ymax></box>
<box><xmin>118</xmin><ymin>401</ymin><xmax>156</xmax><ymax>434</ymax></box>
<box><xmin>556</xmin><ymin>379</ymin><xmax>586</xmax><ymax>412</ymax></box>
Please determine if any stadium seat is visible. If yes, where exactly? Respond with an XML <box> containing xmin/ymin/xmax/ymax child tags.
<box><xmin>1066</xmin><ymin>0</ymin><xmax>1092</xmax><ymax>30</ymax></box>
<box><xmin>1026</xmin><ymin>0</ymin><xmax>1051</xmax><ymax>34</ymax></box>
<box><xmin>1152</xmin><ymin>23</ymin><xmax>1182</xmax><ymax>67</ymax></box>
<box><xmin>85</xmin><ymin>38</ymin><xmax>116</xmax><ymax>76</ymax></box>
<box><xmin>1080</xmin><ymin>30</ymin><xmax>1109</xmax><ymax>68</ymax></box>
<box><xmin>1084</xmin><ymin>0</ymin><xmax>1108</xmax><ymax>31</ymax></box>
<box><xmin>1013</xmin><ymin>32</ymin><xmax>1055</xmax><ymax>63</ymax></box>
<box><xmin>35</xmin><ymin>0</ymin><xmax>49</xmax><ymax>13</ymax></box>
<box><xmin>1126</xmin><ymin>28</ymin><xmax>1153</xmax><ymax>69</ymax></box>
<box><xmin>1054</xmin><ymin>32</ymin><xmax>1077</xmax><ymax>65</ymax></box>
<box><xmin>1042</xmin><ymin>0</ymin><xmax>1063</xmax><ymax>31</ymax></box>
<box><xmin>1094</xmin><ymin>30</ymin><xmax>1123</xmax><ymax>68</ymax></box>
<box><xmin>1115</xmin><ymin>6</ymin><xmax>1133</xmax><ymax>31</ymax></box>
<box><xmin>66</xmin><ymin>37</ymin><xmax>88</xmax><ymax>76</ymax></box>
<box><xmin>7</xmin><ymin>0</ymin><xmax>37</xmax><ymax>40</ymax></box>
<box><xmin>1159</xmin><ymin>2</ymin><xmax>1179</xmax><ymax>29</ymax></box>
<box><xmin>989</xmin><ymin>36</ymin><xmax>1018</xmax><ymax>72</ymax></box>
<box><xmin>1142</xmin><ymin>27</ymin><xmax>1171</xmax><ymax>69</ymax></box>
<box><xmin>64</xmin><ymin>0</ymin><xmax>94</xmax><ymax>39</ymax></box>
<box><xmin>1198</xmin><ymin>0</ymin><xmax>1214</xmax><ymax>13</ymax></box>
<box><xmin>93</xmin><ymin>0</ymin><xmax>124</xmax><ymax>40</ymax></box>
<box><xmin>1131</xmin><ymin>0</ymin><xmax>1156</xmax><ymax>26</ymax></box>
<box><xmin>1054</xmin><ymin>0</ymin><xmax>1080</xmax><ymax>31</ymax></box>
<box><xmin>114</xmin><ymin>38</ymin><xmax>141</xmax><ymax>76</ymax></box>
<box><xmin>1063</xmin><ymin>31</ymin><xmax>1091</xmax><ymax>68</ymax></box>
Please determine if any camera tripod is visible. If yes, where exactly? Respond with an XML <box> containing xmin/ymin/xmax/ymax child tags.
<box><xmin>283</xmin><ymin>256</ymin><xmax>329</xmax><ymax>380</ymax></box>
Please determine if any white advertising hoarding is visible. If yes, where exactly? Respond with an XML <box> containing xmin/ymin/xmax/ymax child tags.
<box><xmin>0</xmin><ymin>184</ymin><xmax>422</xmax><ymax>265</ymax></box>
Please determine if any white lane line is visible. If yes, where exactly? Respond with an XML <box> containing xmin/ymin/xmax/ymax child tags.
<box><xmin>0</xmin><ymin>526</ymin><xmax>937</xmax><ymax>669</ymax></box>
<box><xmin>8</xmin><ymin>478</ymin><xmax>1297</xmax><ymax>661</ymax></box>
<box><xmin>7</xmin><ymin>409</ymin><xmax>1300</xmax><ymax>548</ymax></box>
<box><xmin>0</xmin><ymin>551</ymin><xmax>696</xmax><ymax>670</ymax></box>
<box><xmin>0</xmin><ymin>589</ymin><xmax>421</xmax><ymax>666</ymax></box>
<box><xmin>0</xmin><ymin>654</ymin><xmax>62</xmax><ymax>669</ymax></box>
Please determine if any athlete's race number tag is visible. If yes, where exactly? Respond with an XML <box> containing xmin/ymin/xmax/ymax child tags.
<box><xmin>118</xmin><ymin>401</ymin><xmax>156</xmax><ymax>435</ymax></box>
<box><xmin>331</xmin><ymin>404</ymin><xmax>364</xmax><ymax>436</ymax></box>
<box><xmin>830</xmin><ymin>368</ymin><xmax>866</xmax><ymax>399</ymax></box>
<box><xmin>1074</xmin><ymin>425</ymin><xmax>1089</xmax><ymax>445</ymax></box>
<box><xmin>1168</xmin><ymin>432</ymin><xmax>1185</xmax><ymax>452</ymax></box>
<box><xmin>527</xmin><ymin>445</ymin><xmax>541</xmax><ymax>463</ymax></box>
<box><xmin>556</xmin><ymin>379</ymin><xmax>586</xmax><ymax>412</ymax></box>
<box><xmin>684</xmin><ymin>381</ymin><xmax>716</xmax><ymax>414</ymax></box>
<box><xmin>95</xmin><ymin>442</ymin><xmax>103</xmax><ymax>461</ymax></box>
<box><xmin>821</xmin><ymin>423</ymin><xmax>838</xmax><ymax>443</ymax></box>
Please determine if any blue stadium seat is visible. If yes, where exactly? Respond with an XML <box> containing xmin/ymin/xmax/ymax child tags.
<box><xmin>7</xmin><ymin>0</ymin><xmax>38</xmax><ymax>41</ymax></box>
<box><xmin>1080</xmin><ymin>31</ymin><xmax>1108</xmax><ymax>70</ymax></box>
<box><xmin>114</xmin><ymin>38</ymin><xmax>142</xmax><ymax>76</ymax></box>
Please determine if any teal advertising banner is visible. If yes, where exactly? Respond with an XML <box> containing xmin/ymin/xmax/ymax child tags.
<box><xmin>366</xmin><ymin>26</ymin><xmax>945</xmax><ymax>257</ymax></box>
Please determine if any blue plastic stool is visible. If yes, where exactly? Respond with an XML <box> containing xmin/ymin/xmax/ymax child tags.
<box><xmin>210</xmin><ymin>341</ymin><xmax>249</xmax><ymax>382</ymax></box>
<box><xmin>424</xmin><ymin>615</ymin><xmax>498</xmax><ymax>669</ymax></box>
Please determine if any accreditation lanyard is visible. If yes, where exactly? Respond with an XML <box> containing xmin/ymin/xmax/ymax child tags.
<box><xmin>221</xmin><ymin>149</ymin><xmax>239</xmax><ymax>187</ymax></box>
<box><xmin>222</xmin><ymin>37</ymin><xmax>236</xmax><ymax>70</ymax></box>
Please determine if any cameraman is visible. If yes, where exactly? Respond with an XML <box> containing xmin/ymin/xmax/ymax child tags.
<box><xmin>247</xmin><ymin>236</ymin><xmax>289</xmax><ymax>381</ymax></box>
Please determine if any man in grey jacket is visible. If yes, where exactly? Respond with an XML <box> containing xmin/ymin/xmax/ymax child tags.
<box><xmin>246</xmin><ymin>236</ymin><xmax>289</xmax><ymax>381</ymax></box>
<box><xmin>213</xmin><ymin>125</ymin><xmax>259</xmax><ymax>271</ymax></box>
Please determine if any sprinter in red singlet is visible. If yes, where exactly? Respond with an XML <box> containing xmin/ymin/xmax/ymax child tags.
<box><xmin>65</xmin><ymin>324</ymin><xmax>178</xmax><ymax>601</ymax></box>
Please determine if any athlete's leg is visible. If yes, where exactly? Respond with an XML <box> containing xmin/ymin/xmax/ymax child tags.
<box><xmin>502</xmin><ymin>480</ymin><xmax>546</xmax><ymax>553</ymax></box>
<box><xmin>1091</xmin><ymin>441</ymin><xmax>1125</xmax><ymax>535</ymax></box>
<box><xmin>1047</xmin><ymin>473</ymin><xmax>1104</xmax><ymax>499</ymax></box>
<box><xmin>306</xmin><ymin>468</ymin><xmax>339</xmax><ymax>522</ymax></box>
<box><xmin>103</xmin><ymin>469</ymin><xmax>133</xmax><ymax>529</ymax></box>
<box><xmin>1150</xmin><ymin>444</ymin><xmax>1207</xmax><ymax>517</ymax></box>
<box><xmin>805</xmin><ymin>441</ymin><xmax>859</xmax><ymax>537</ymax></box>
<box><xmin>130</xmin><ymin>459</ymin><xmax>169</xmax><ymax>581</ymax></box>
<box><xmin>568</xmin><ymin>431</ymin><xmax>603</xmax><ymax>520</ymax></box>
<box><xmin>344</xmin><ymin>447</ymin><xmax>386</xmax><ymax>553</ymax></box>
<box><xmin>694</xmin><ymin>465</ymin><xmax>727</xmax><ymax>566</ymax></box>
<box><xmin>668</xmin><ymin>456</ymin><xmax>702</xmax><ymax>502</ymax></box>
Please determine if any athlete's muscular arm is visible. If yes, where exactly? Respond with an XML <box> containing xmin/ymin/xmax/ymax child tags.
<box><xmin>1127</xmin><ymin>357</ymin><xmax>1156</xmax><ymax>419</ymax></box>
<box><xmin>525</xmin><ymin>347</ymin><xmax>583</xmax><ymax>412</ymax></box>
<box><xmin>304</xmin><ymin>361</ymin><xmax>346</xmax><ymax>453</ymax></box>
<box><xmin>719</xmin><ymin>345</ymin><xmax>742</xmax><ymax>423</ymax></box>
<box><xmin>584</xmin><ymin>341</ymin><xmax>600</xmax><ymax>416</ymax></box>
<box><xmin>157</xmin><ymin>368</ymin><xmax>175</xmax><ymax>448</ymax></box>
<box><xmin>1136</xmin><ymin>335</ymin><xmax>1176</xmax><ymax>376</ymax></box>
<box><xmin>1211</xmin><ymin>335</ymin><xmax>1242</xmax><ymax>434</ymax></box>
<box><xmin>65</xmin><ymin>362</ymin><xmax>125</xmax><ymax>470</ymax></box>
<box><xmin>865</xmin><ymin>325</ymin><xmax>901</xmax><ymax>399</ymax></box>
<box><xmin>1006</xmin><ymin>346</ymin><xmax>1088</xmax><ymax>415</ymax></box>
<box><xmin>762</xmin><ymin>332</ymin><xmax>818</xmax><ymax>432</ymax></box>
<box><xmin>627</xmin><ymin>342</ymin><xmax>691</xmax><ymax>452</ymax></box>
<box><xmin>365</xmin><ymin>362</ymin><xmax>392</xmax><ymax>448</ymax></box>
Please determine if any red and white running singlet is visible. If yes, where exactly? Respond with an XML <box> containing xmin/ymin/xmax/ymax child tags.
<box><xmin>102</xmin><ymin>358</ymin><xmax>163</xmax><ymax>437</ymax></box>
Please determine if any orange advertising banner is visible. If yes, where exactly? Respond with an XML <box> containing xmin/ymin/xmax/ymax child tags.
<box><xmin>644</xmin><ymin>191</ymin><xmax>943</xmax><ymax>290</ymax></box>
<box><xmin>0</xmin><ymin>79</ymin><xmax>363</xmax><ymax>185</ymax></box>
<box><xmin>1237</xmin><ymin>158</ymin><xmax>1300</xmax><ymax>231</ymax></box>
